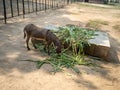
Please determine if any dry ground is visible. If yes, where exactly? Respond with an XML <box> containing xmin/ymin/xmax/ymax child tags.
<box><xmin>0</xmin><ymin>3</ymin><xmax>120</xmax><ymax>90</ymax></box>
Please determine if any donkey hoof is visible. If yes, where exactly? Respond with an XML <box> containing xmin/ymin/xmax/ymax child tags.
<box><xmin>48</xmin><ymin>52</ymin><xmax>50</xmax><ymax>55</ymax></box>
<box><xmin>48</xmin><ymin>53</ymin><xmax>50</xmax><ymax>55</ymax></box>
<box><xmin>34</xmin><ymin>47</ymin><xmax>37</xmax><ymax>49</ymax></box>
<box><xmin>27</xmin><ymin>48</ymin><xmax>31</xmax><ymax>51</ymax></box>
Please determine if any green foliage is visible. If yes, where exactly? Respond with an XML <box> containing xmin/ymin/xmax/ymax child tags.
<box><xmin>78</xmin><ymin>2</ymin><xmax>120</xmax><ymax>10</ymax></box>
<box><xmin>57</xmin><ymin>25</ymin><xmax>95</xmax><ymax>55</ymax></box>
<box><xmin>107</xmin><ymin>3</ymin><xmax>120</xmax><ymax>9</ymax></box>
<box><xmin>36</xmin><ymin>52</ymin><xmax>93</xmax><ymax>73</ymax></box>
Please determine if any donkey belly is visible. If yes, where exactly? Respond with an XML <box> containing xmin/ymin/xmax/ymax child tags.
<box><xmin>31</xmin><ymin>31</ymin><xmax>46</xmax><ymax>41</ymax></box>
<box><xmin>31</xmin><ymin>29</ymin><xmax>48</xmax><ymax>41</ymax></box>
<box><xmin>32</xmin><ymin>37</ymin><xmax>45</xmax><ymax>41</ymax></box>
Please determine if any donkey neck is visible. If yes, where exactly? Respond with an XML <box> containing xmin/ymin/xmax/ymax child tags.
<box><xmin>53</xmin><ymin>39</ymin><xmax>61</xmax><ymax>47</ymax></box>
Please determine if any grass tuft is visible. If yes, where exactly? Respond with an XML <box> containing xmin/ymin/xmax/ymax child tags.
<box><xmin>113</xmin><ymin>24</ymin><xmax>120</xmax><ymax>31</ymax></box>
<box><xmin>86</xmin><ymin>19</ymin><xmax>109</xmax><ymax>30</ymax></box>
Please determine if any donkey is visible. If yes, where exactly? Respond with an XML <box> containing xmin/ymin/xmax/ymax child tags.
<box><xmin>23</xmin><ymin>24</ymin><xmax>61</xmax><ymax>55</ymax></box>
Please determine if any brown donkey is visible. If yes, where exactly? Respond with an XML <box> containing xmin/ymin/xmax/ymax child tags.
<box><xmin>23</xmin><ymin>24</ymin><xmax>61</xmax><ymax>54</ymax></box>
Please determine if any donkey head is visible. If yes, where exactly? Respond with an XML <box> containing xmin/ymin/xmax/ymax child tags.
<box><xmin>55</xmin><ymin>41</ymin><xmax>62</xmax><ymax>54</ymax></box>
<box><xmin>56</xmin><ymin>46</ymin><xmax>61</xmax><ymax>54</ymax></box>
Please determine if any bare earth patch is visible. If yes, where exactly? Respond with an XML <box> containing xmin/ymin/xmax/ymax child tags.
<box><xmin>0</xmin><ymin>3</ymin><xmax>120</xmax><ymax>90</ymax></box>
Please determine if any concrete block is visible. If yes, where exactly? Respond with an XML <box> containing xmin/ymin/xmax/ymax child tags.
<box><xmin>84</xmin><ymin>31</ymin><xmax>110</xmax><ymax>60</ymax></box>
<box><xmin>44</xmin><ymin>25</ymin><xmax>59</xmax><ymax>31</ymax></box>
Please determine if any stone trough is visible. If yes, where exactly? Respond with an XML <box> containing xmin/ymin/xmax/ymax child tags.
<box><xmin>44</xmin><ymin>25</ymin><xmax>110</xmax><ymax>61</ymax></box>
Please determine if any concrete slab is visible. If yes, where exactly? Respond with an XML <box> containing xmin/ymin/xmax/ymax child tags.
<box><xmin>85</xmin><ymin>31</ymin><xmax>110</xmax><ymax>61</ymax></box>
<box><xmin>89</xmin><ymin>32</ymin><xmax>110</xmax><ymax>47</ymax></box>
<box><xmin>44</xmin><ymin>25</ymin><xmax>59</xmax><ymax>31</ymax></box>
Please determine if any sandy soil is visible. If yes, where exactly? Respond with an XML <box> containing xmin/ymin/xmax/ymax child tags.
<box><xmin>0</xmin><ymin>3</ymin><xmax>120</xmax><ymax>90</ymax></box>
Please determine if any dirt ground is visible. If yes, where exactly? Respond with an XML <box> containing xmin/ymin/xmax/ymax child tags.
<box><xmin>0</xmin><ymin>3</ymin><xmax>120</xmax><ymax>90</ymax></box>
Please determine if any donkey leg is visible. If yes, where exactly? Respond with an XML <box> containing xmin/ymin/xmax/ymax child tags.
<box><xmin>47</xmin><ymin>41</ymin><xmax>51</xmax><ymax>55</ymax></box>
<box><xmin>44</xmin><ymin>46</ymin><xmax>46</xmax><ymax>52</ymax></box>
<box><xmin>47</xmin><ymin>45</ymin><xmax>50</xmax><ymax>55</ymax></box>
<box><xmin>43</xmin><ymin>42</ymin><xmax>47</xmax><ymax>52</ymax></box>
<box><xmin>31</xmin><ymin>38</ymin><xmax>37</xmax><ymax>49</ymax></box>
<box><xmin>26</xmin><ymin>35</ymin><xmax>31</xmax><ymax>50</ymax></box>
<box><xmin>44</xmin><ymin>42</ymin><xmax>50</xmax><ymax>55</ymax></box>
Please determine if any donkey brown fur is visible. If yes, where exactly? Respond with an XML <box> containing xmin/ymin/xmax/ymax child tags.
<box><xmin>23</xmin><ymin>24</ymin><xmax>61</xmax><ymax>54</ymax></box>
